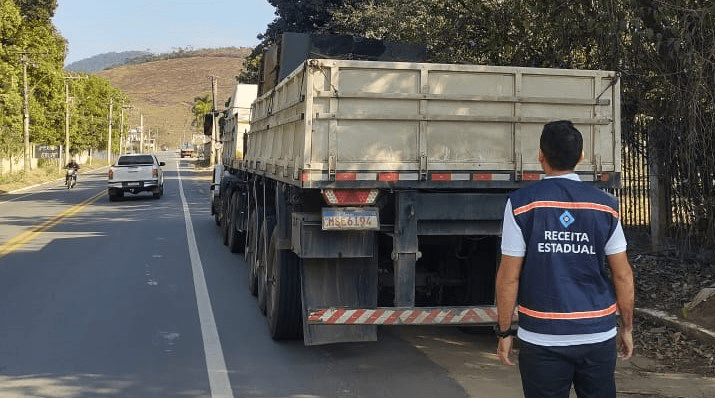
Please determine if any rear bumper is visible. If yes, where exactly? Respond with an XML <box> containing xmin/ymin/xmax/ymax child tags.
<box><xmin>307</xmin><ymin>306</ymin><xmax>517</xmax><ymax>326</ymax></box>
<box><xmin>108</xmin><ymin>180</ymin><xmax>161</xmax><ymax>193</ymax></box>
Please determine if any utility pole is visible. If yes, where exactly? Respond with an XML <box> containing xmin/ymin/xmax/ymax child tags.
<box><xmin>62</xmin><ymin>74</ymin><xmax>85</xmax><ymax>164</ymax></box>
<box><xmin>21</xmin><ymin>55</ymin><xmax>31</xmax><ymax>171</ymax></box>
<box><xmin>18</xmin><ymin>51</ymin><xmax>49</xmax><ymax>171</ymax></box>
<box><xmin>65</xmin><ymin>78</ymin><xmax>69</xmax><ymax>164</ymax></box>
<box><xmin>140</xmin><ymin>114</ymin><xmax>144</xmax><ymax>153</ymax></box>
<box><xmin>120</xmin><ymin>104</ymin><xmax>134</xmax><ymax>155</ymax></box>
<box><xmin>108</xmin><ymin>98</ymin><xmax>113</xmax><ymax>163</ymax></box>
<box><xmin>209</xmin><ymin>75</ymin><xmax>218</xmax><ymax>165</ymax></box>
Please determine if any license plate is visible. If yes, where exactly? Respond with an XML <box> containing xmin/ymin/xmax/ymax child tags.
<box><xmin>322</xmin><ymin>207</ymin><xmax>379</xmax><ymax>231</ymax></box>
<box><xmin>125</xmin><ymin>182</ymin><xmax>140</xmax><ymax>187</ymax></box>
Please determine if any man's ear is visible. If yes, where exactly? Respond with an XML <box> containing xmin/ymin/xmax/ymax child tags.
<box><xmin>579</xmin><ymin>151</ymin><xmax>585</xmax><ymax>163</ymax></box>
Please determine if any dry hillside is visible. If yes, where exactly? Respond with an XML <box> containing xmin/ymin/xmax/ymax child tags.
<box><xmin>97</xmin><ymin>56</ymin><xmax>247</xmax><ymax>149</ymax></box>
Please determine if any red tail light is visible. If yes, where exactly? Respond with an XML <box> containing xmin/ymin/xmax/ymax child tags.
<box><xmin>335</xmin><ymin>172</ymin><xmax>356</xmax><ymax>181</ymax></box>
<box><xmin>378</xmin><ymin>172</ymin><xmax>399</xmax><ymax>182</ymax></box>
<box><xmin>153</xmin><ymin>168</ymin><xmax>159</xmax><ymax>178</ymax></box>
<box><xmin>108</xmin><ymin>169</ymin><xmax>114</xmax><ymax>180</ymax></box>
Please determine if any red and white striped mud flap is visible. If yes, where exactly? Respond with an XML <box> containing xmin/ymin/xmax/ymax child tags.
<box><xmin>307</xmin><ymin>306</ymin><xmax>517</xmax><ymax>326</ymax></box>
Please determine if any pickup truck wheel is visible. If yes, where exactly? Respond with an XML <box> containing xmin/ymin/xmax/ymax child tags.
<box><xmin>246</xmin><ymin>207</ymin><xmax>263</xmax><ymax>296</ymax></box>
<box><xmin>266</xmin><ymin>229</ymin><xmax>302</xmax><ymax>339</ymax></box>
<box><xmin>108</xmin><ymin>190</ymin><xmax>123</xmax><ymax>201</ymax></box>
<box><xmin>227</xmin><ymin>191</ymin><xmax>246</xmax><ymax>253</ymax></box>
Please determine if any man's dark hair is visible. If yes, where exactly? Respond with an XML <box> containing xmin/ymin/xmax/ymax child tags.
<box><xmin>540</xmin><ymin>120</ymin><xmax>583</xmax><ymax>171</ymax></box>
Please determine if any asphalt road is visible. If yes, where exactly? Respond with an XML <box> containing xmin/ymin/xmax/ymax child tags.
<box><xmin>0</xmin><ymin>154</ymin><xmax>480</xmax><ymax>398</ymax></box>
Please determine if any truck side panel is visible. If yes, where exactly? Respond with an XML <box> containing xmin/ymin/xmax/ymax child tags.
<box><xmin>245</xmin><ymin>60</ymin><xmax>620</xmax><ymax>186</ymax></box>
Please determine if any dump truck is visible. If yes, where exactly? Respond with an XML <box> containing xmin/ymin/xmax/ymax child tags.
<box><xmin>211</xmin><ymin>33</ymin><xmax>621</xmax><ymax>345</ymax></box>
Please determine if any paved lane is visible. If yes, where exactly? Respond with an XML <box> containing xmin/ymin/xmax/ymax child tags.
<box><xmin>178</xmin><ymin>161</ymin><xmax>469</xmax><ymax>398</ymax></box>
<box><xmin>0</xmin><ymin>160</ymin><xmax>211</xmax><ymax>397</ymax></box>
<box><xmin>0</xmin><ymin>155</ymin><xmax>471</xmax><ymax>397</ymax></box>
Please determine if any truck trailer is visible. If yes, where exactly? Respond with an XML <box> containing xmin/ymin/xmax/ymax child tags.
<box><xmin>211</xmin><ymin>34</ymin><xmax>621</xmax><ymax>345</ymax></box>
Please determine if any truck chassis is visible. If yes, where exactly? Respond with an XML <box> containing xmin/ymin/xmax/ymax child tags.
<box><xmin>214</xmin><ymin>170</ymin><xmax>510</xmax><ymax>345</ymax></box>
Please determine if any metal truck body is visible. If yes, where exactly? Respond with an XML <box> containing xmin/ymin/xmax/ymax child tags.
<box><xmin>212</xmin><ymin>38</ymin><xmax>621</xmax><ymax>345</ymax></box>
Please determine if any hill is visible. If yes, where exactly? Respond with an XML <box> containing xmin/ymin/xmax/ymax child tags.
<box><xmin>66</xmin><ymin>51</ymin><xmax>151</xmax><ymax>73</ymax></box>
<box><xmin>96</xmin><ymin>54</ymin><xmax>249</xmax><ymax>149</ymax></box>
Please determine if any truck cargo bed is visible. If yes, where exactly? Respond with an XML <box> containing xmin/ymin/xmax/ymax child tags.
<box><xmin>241</xmin><ymin>59</ymin><xmax>620</xmax><ymax>189</ymax></box>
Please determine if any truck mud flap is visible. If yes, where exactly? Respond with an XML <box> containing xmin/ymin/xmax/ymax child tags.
<box><xmin>300</xmin><ymin>255</ymin><xmax>378</xmax><ymax>346</ymax></box>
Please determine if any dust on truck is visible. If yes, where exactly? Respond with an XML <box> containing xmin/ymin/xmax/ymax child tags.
<box><xmin>211</xmin><ymin>33</ymin><xmax>621</xmax><ymax>346</ymax></box>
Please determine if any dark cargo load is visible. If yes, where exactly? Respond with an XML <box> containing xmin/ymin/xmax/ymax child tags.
<box><xmin>259</xmin><ymin>33</ymin><xmax>429</xmax><ymax>96</ymax></box>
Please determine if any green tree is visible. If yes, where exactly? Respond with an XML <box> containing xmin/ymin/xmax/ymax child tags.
<box><xmin>70</xmin><ymin>76</ymin><xmax>127</xmax><ymax>153</ymax></box>
<box><xmin>237</xmin><ymin>0</ymin><xmax>715</xmax><ymax>245</ymax></box>
<box><xmin>15</xmin><ymin>0</ymin><xmax>58</xmax><ymax>23</ymax></box>
<box><xmin>330</xmin><ymin>0</ymin><xmax>715</xmax><ymax>246</ymax></box>
<box><xmin>17</xmin><ymin>19</ymin><xmax>68</xmax><ymax>147</ymax></box>
<box><xmin>191</xmin><ymin>94</ymin><xmax>213</xmax><ymax>132</ymax></box>
<box><xmin>1</xmin><ymin>0</ymin><xmax>130</xmax><ymax>168</ymax></box>
<box><xmin>0</xmin><ymin>0</ymin><xmax>23</xmax><ymax>159</ymax></box>
<box><xmin>238</xmin><ymin>0</ymin><xmax>366</xmax><ymax>83</ymax></box>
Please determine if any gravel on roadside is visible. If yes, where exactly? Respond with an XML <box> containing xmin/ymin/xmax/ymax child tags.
<box><xmin>630</xmin><ymin>245</ymin><xmax>715</xmax><ymax>377</ymax></box>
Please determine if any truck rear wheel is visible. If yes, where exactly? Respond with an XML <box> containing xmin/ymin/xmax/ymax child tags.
<box><xmin>246</xmin><ymin>207</ymin><xmax>263</xmax><ymax>296</ymax></box>
<box><xmin>221</xmin><ymin>190</ymin><xmax>232</xmax><ymax>245</ymax></box>
<box><xmin>227</xmin><ymin>191</ymin><xmax>246</xmax><ymax>253</ymax></box>
<box><xmin>266</xmin><ymin>229</ymin><xmax>302</xmax><ymax>339</ymax></box>
<box><xmin>256</xmin><ymin>222</ymin><xmax>271</xmax><ymax>315</ymax></box>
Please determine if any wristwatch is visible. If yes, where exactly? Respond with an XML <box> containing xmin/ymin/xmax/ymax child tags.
<box><xmin>494</xmin><ymin>325</ymin><xmax>518</xmax><ymax>338</ymax></box>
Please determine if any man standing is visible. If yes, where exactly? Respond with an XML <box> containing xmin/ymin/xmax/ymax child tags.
<box><xmin>496</xmin><ymin>120</ymin><xmax>634</xmax><ymax>398</ymax></box>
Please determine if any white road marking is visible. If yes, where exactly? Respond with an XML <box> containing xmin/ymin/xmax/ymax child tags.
<box><xmin>178</xmin><ymin>165</ymin><xmax>234</xmax><ymax>398</ymax></box>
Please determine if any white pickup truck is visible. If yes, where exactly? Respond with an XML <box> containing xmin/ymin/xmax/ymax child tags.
<box><xmin>107</xmin><ymin>154</ymin><xmax>165</xmax><ymax>201</ymax></box>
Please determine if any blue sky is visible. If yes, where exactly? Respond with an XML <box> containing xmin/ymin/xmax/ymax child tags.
<box><xmin>53</xmin><ymin>1</ymin><xmax>277</xmax><ymax>64</ymax></box>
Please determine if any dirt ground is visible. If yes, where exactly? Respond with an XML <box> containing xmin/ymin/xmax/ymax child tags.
<box><xmin>396</xmin><ymin>325</ymin><xmax>715</xmax><ymax>398</ymax></box>
<box><xmin>686</xmin><ymin>294</ymin><xmax>715</xmax><ymax>331</ymax></box>
<box><xmin>398</xmin><ymin>236</ymin><xmax>715</xmax><ymax>398</ymax></box>
<box><xmin>629</xmin><ymin>241</ymin><xmax>715</xmax><ymax>378</ymax></box>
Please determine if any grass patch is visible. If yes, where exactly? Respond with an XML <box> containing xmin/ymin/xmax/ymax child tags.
<box><xmin>0</xmin><ymin>160</ymin><xmax>110</xmax><ymax>194</ymax></box>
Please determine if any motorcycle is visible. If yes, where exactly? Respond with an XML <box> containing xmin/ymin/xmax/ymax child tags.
<box><xmin>65</xmin><ymin>167</ymin><xmax>78</xmax><ymax>189</ymax></box>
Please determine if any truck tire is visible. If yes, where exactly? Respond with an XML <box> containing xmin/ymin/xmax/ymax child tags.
<box><xmin>246</xmin><ymin>207</ymin><xmax>263</xmax><ymax>296</ymax></box>
<box><xmin>227</xmin><ymin>191</ymin><xmax>246</xmax><ymax>253</ymax></box>
<box><xmin>256</xmin><ymin>222</ymin><xmax>270</xmax><ymax>314</ymax></box>
<box><xmin>266</xmin><ymin>229</ymin><xmax>302</xmax><ymax>339</ymax></box>
<box><xmin>221</xmin><ymin>190</ymin><xmax>232</xmax><ymax>246</ymax></box>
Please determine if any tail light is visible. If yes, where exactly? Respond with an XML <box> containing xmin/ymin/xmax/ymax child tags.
<box><xmin>153</xmin><ymin>168</ymin><xmax>159</xmax><ymax>178</ymax></box>
<box><xmin>108</xmin><ymin>168</ymin><xmax>114</xmax><ymax>180</ymax></box>
<box><xmin>322</xmin><ymin>189</ymin><xmax>379</xmax><ymax>206</ymax></box>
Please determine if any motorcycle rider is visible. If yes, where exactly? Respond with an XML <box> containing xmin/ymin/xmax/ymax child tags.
<box><xmin>65</xmin><ymin>158</ymin><xmax>80</xmax><ymax>186</ymax></box>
